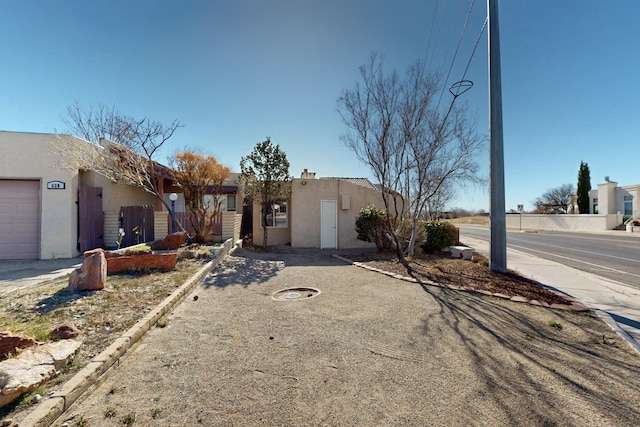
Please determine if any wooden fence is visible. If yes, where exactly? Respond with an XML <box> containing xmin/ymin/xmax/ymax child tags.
<box><xmin>170</xmin><ymin>211</ymin><xmax>222</xmax><ymax>236</ymax></box>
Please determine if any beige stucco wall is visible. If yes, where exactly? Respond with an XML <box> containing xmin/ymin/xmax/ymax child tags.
<box><xmin>0</xmin><ymin>132</ymin><xmax>84</xmax><ymax>259</ymax></box>
<box><xmin>79</xmin><ymin>170</ymin><xmax>157</xmax><ymax>212</ymax></box>
<box><xmin>251</xmin><ymin>201</ymin><xmax>291</xmax><ymax>246</ymax></box>
<box><xmin>290</xmin><ymin>178</ymin><xmax>384</xmax><ymax>249</ymax></box>
<box><xmin>1</xmin><ymin>131</ymin><xmax>163</xmax><ymax>258</ymax></box>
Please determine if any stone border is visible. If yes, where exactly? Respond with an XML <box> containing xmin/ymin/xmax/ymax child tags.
<box><xmin>20</xmin><ymin>238</ymin><xmax>240</xmax><ymax>427</ymax></box>
<box><xmin>333</xmin><ymin>255</ymin><xmax>590</xmax><ymax>312</ymax></box>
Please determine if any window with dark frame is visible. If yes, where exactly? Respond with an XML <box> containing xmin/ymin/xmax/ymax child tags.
<box><xmin>264</xmin><ymin>202</ymin><xmax>288</xmax><ymax>228</ymax></box>
<box><xmin>226</xmin><ymin>195</ymin><xmax>236</xmax><ymax>212</ymax></box>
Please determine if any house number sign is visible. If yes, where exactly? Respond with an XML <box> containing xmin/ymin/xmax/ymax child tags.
<box><xmin>46</xmin><ymin>180</ymin><xmax>66</xmax><ymax>190</ymax></box>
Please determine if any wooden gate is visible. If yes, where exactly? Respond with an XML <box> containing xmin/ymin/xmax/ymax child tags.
<box><xmin>119</xmin><ymin>205</ymin><xmax>154</xmax><ymax>248</ymax></box>
<box><xmin>78</xmin><ymin>186</ymin><xmax>104</xmax><ymax>252</ymax></box>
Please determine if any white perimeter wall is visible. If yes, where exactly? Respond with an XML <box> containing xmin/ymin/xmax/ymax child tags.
<box><xmin>506</xmin><ymin>214</ymin><xmax>625</xmax><ymax>231</ymax></box>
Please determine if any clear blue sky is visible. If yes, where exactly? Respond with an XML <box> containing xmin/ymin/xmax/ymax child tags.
<box><xmin>2</xmin><ymin>1</ymin><xmax>639</xmax><ymax>212</ymax></box>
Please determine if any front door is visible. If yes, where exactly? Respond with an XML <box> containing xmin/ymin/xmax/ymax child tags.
<box><xmin>321</xmin><ymin>200</ymin><xmax>337</xmax><ymax>249</ymax></box>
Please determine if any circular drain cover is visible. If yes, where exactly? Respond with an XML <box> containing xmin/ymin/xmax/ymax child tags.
<box><xmin>272</xmin><ymin>287</ymin><xmax>320</xmax><ymax>301</ymax></box>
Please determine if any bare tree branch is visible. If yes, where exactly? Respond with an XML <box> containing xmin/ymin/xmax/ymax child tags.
<box><xmin>53</xmin><ymin>102</ymin><xmax>182</xmax><ymax>214</ymax></box>
<box><xmin>338</xmin><ymin>54</ymin><xmax>485</xmax><ymax>258</ymax></box>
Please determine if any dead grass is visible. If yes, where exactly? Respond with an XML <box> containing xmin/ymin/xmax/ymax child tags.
<box><xmin>444</xmin><ymin>215</ymin><xmax>490</xmax><ymax>226</ymax></box>
<box><xmin>0</xmin><ymin>252</ymin><xmax>209</xmax><ymax>420</ymax></box>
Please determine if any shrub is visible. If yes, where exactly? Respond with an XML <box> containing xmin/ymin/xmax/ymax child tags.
<box><xmin>420</xmin><ymin>221</ymin><xmax>458</xmax><ymax>253</ymax></box>
<box><xmin>355</xmin><ymin>205</ymin><xmax>392</xmax><ymax>252</ymax></box>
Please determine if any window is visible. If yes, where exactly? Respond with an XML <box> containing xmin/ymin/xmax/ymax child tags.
<box><xmin>226</xmin><ymin>195</ymin><xmax>236</xmax><ymax>212</ymax></box>
<box><xmin>593</xmin><ymin>198</ymin><xmax>598</xmax><ymax>214</ymax></box>
<box><xmin>203</xmin><ymin>194</ymin><xmax>221</xmax><ymax>212</ymax></box>
<box><xmin>263</xmin><ymin>202</ymin><xmax>288</xmax><ymax>228</ymax></box>
<box><xmin>624</xmin><ymin>195</ymin><xmax>633</xmax><ymax>217</ymax></box>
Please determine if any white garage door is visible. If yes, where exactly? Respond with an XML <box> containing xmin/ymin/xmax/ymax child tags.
<box><xmin>0</xmin><ymin>180</ymin><xmax>40</xmax><ymax>259</ymax></box>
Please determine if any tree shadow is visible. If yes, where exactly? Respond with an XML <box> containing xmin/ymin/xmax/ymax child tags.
<box><xmin>415</xmin><ymin>280</ymin><xmax>640</xmax><ymax>424</ymax></box>
<box><xmin>202</xmin><ymin>247</ymin><xmax>376</xmax><ymax>289</ymax></box>
<box><xmin>36</xmin><ymin>287</ymin><xmax>96</xmax><ymax>315</ymax></box>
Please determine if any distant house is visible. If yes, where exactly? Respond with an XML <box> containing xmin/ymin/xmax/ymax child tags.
<box><xmin>588</xmin><ymin>177</ymin><xmax>638</xmax><ymax>219</ymax></box>
<box><xmin>250</xmin><ymin>169</ymin><xmax>387</xmax><ymax>249</ymax></box>
<box><xmin>0</xmin><ymin>131</ymin><xmax>242</xmax><ymax>260</ymax></box>
<box><xmin>506</xmin><ymin>176</ymin><xmax>638</xmax><ymax>232</ymax></box>
<box><xmin>164</xmin><ymin>172</ymin><xmax>243</xmax><ymax>243</ymax></box>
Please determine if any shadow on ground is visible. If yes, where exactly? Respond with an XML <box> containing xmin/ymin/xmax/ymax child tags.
<box><xmin>201</xmin><ymin>246</ymin><xmax>376</xmax><ymax>289</ymax></box>
<box><xmin>415</xmin><ymin>281</ymin><xmax>640</xmax><ymax>425</ymax></box>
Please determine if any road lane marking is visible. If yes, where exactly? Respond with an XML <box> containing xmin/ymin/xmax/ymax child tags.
<box><xmin>508</xmin><ymin>244</ymin><xmax>640</xmax><ymax>280</ymax></box>
<box><xmin>508</xmin><ymin>236</ymin><xmax>640</xmax><ymax>265</ymax></box>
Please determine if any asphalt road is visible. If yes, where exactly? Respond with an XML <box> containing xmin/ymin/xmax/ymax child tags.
<box><xmin>459</xmin><ymin>226</ymin><xmax>640</xmax><ymax>290</ymax></box>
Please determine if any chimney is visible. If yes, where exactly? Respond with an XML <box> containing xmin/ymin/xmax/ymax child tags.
<box><xmin>301</xmin><ymin>169</ymin><xmax>316</xmax><ymax>179</ymax></box>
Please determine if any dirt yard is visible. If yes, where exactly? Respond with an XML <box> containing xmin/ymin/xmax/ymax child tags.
<box><xmin>15</xmin><ymin>247</ymin><xmax>638</xmax><ymax>427</ymax></box>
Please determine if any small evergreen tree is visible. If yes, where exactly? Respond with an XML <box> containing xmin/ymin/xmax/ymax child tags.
<box><xmin>240</xmin><ymin>138</ymin><xmax>291</xmax><ymax>248</ymax></box>
<box><xmin>577</xmin><ymin>161</ymin><xmax>591</xmax><ymax>214</ymax></box>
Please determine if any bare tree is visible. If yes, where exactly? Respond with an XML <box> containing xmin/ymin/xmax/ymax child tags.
<box><xmin>338</xmin><ymin>54</ymin><xmax>484</xmax><ymax>260</ymax></box>
<box><xmin>169</xmin><ymin>149</ymin><xmax>232</xmax><ymax>242</ymax></box>
<box><xmin>533</xmin><ymin>184</ymin><xmax>575</xmax><ymax>214</ymax></box>
<box><xmin>425</xmin><ymin>180</ymin><xmax>456</xmax><ymax>221</ymax></box>
<box><xmin>54</xmin><ymin>102</ymin><xmax>182</xmax><ymax>213</ymax></box>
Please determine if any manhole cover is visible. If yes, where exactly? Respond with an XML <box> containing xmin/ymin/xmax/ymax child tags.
<box><xmin>272</xmin><ymin>287</ymin><xmax>320</xmax><ymax>301</ymax></box>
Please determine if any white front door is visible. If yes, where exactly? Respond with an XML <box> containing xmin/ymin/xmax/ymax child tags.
<box><xmin>321</xmin><ymin>200</ymin><xmax>337</xmax><ymax>249</ymax></box>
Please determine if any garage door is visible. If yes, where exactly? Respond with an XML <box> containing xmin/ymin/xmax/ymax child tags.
<box><xmin>0</xmin><ymin>180</ymin><xmax>40</xmax><ymax>259</ymax></box>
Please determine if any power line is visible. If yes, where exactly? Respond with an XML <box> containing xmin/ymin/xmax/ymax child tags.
<box><xmin>460</xmin><ymin>17</ymin><xmax>488</xmax><ymax>83</ymax></box>
<box><xmin>435</xmin><ymin>0</ymin><xmax>476</xmax><ymax>112</ymax></box>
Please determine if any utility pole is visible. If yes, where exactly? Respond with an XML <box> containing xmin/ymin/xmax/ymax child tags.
<box><xmin>488</xmin><ymin>0</ymin><xmax>507</xmax><ymax>272</ymax></box>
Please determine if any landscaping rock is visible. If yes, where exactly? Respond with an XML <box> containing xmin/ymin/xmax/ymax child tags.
<box><xmin>152</xmin><ymin>231</ymin><xmax>188</xmax><ymax>250</ymax></box>
<box><xmin>0</xmin><ymin>340</ymin><xmax>81</xmax><ymax>408</ymax></box>
<box><xmin>105</xmin><ymin>252</ymin><xmax>178</xmax><ymax>274</ymax></box>
<box><xmin>82</xmin><ymin>248</ymin><xmax>105</xmax><ymax>258</ymax></box>
<box><xmin>68</xmin><ymin>250</ymin><xmax>107</xmax><ymax>291</ymax></box>
<box><xmin>49</xmin><ymin>323</ymin><xmax>80</xmax><ymax>340</ymax></box>
<box><xmin>0</xmin><ymin>332</ymin><xmax>35</xmax><ymax>359</ymax></box>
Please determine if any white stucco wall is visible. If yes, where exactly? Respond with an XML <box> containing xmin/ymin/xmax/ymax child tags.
<box><xmin>505</xmin><ymin>213</ymin><xmax>624</xmax><ymax>231</ymax></box>
<box><xmin>589</xmin><ymin>181</ymin><xmax>638</xmax><ymax>218</ymax></box>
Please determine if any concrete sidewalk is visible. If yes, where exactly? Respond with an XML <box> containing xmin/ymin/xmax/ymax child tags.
<box><xmin>462</xmin><ymin>235</ymin><xmax>640</xmax><ymax>355</ymax></box>
<box><xmin>0</xmin><ymin>257</ymin><xmax>83</xmax><ymax>294</ymax></box>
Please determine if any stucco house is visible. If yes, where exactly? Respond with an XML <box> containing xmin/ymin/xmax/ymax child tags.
<box><xmin>164</xmin><ymin>172</ymin><xmax>243</xmax><ymax>243</ymax></box>
<box><xmin>506</xmin><ymin>176</ymin><xmax>638</xmax><ymax>232</ymax></box>
<box><xmin>250</xmin><ymin>169</ymin><xmax>387</xmax><ymax>249</ymax></box>
<box><xmin>0</xmin><ymin>131</ymin><xmax>242</xmax><ymax>260</ymax></box>
<box><xmin>588</xmin><ymin>176</ymin><xmax>638</xmax><ymax>219</ymax></box>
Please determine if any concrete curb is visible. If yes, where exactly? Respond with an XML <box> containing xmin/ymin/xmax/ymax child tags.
<box><xmin>333</xmin><ymin>255</ymin><xmax>591</xmax><ymax>312</ymax></box>
<box><xmin>19</xmin><ymin>238</ymin><xmax>239</xmax><ymax>427</ymax></box>
<box><xmin>593</xmin><ymin>309</ymin><xmax>640</xmax><ymax>356</ymax></box>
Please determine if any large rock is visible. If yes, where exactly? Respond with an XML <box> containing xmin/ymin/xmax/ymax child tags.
<box><xmin>152</xmin><ymin>231</ymin><xmax>188</xmax><ymax>250</ymax></box>
<box><xmin>0</xmin><ymin>340</ymin><xmax>81</xmax><ymax>407</ymax></box>
<box><xmin>105</xmin><ymin>252</ymin><xmax>178</xmax><ymax>274</ymax></box>
<box><xmin>0</xmin><ymin>332</ymin><xmax>35</xmax><ymax>359</ymax></box>
<box><xmin>68</xmin><ymin>250</ymin><xmax>107</xmax><ymax>291</ymax></box>
<box><xmin>49</xmin><ymin>323</ymin><xmax>80</xmax><ymax>340</ymax></box>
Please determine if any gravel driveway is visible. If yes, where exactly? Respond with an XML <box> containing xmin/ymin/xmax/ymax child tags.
<box><xmin>56</xmin><ymin>247</ymin><xmax>640</xmax><ymax>426</ymax></box>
